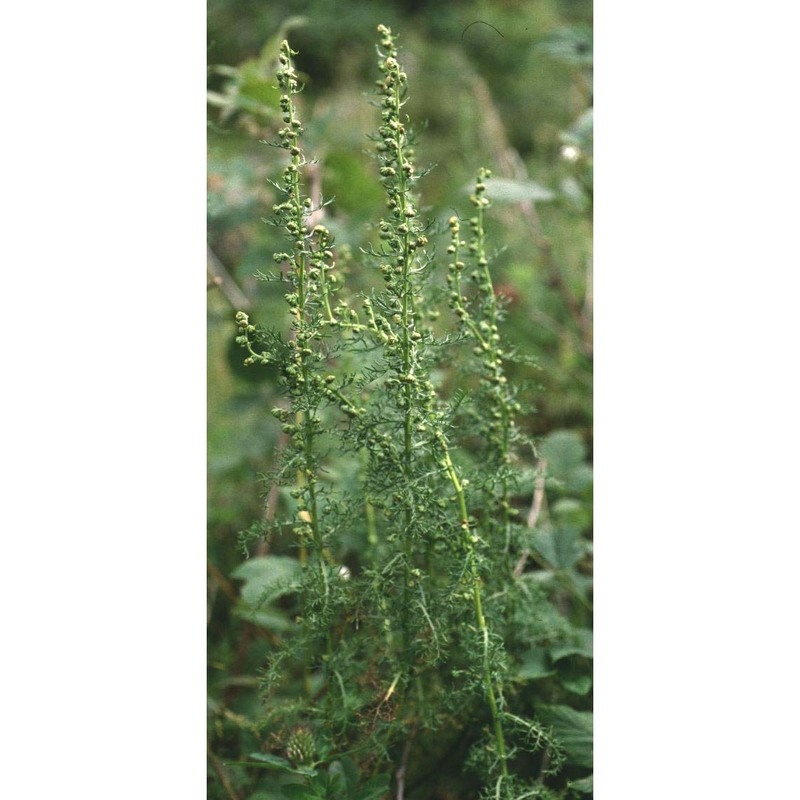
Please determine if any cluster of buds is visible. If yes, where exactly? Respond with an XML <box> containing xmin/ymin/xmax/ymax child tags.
<box><xmin>285</xmin><ymin>726</ymin><xmax>316</xmax><ymax>765</ymax></box>
<box><xmin>276</xmin><ymin>40</ymin><xmax>301</xmax><ymax>108</ymax></box>
<box><xmin>273</xmin><ymin>42</ymin><xmax>311</xmax><ymax>277</ymax></box>
<box><xmin>446</xmin><ymin>173</ymin><xmax>521</xmax><ymax>453</ymax></box>
<box><xmin>374</xmin><ymin>25</ymin><xmax>420</xmax><ymax>260</ymax></box>
<box><xmin>270</xmin><ymin>41</ymin><xmax>345</xmax><ymax>344</ymax></box>
<box><xmin>370</xmin><ymin>25</ymin><xmax>438</xmax><ymax>444</ymax></box>
<box><xmin>233</xmin><ymin>311</ymin><xmax>270</xmax><ymax>366</ymax></box>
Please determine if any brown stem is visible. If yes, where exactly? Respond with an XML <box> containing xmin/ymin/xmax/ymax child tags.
<box><xmin>514</xmin><ymin>458</ymin><xmax>548</xmax><ymax>578</ymax></box>
<box><xmin>207</xmin><ymin>559</ymin><xmax>238</xmax><ymax>604</ymax></box>
<box><xmin>207</xmin><ymin>744</ymin><xmax>242</xmax><ymax>800</ymax></box>
<box><xmin>305</xmin><ymin>160</ymin><xmax>326</xmax><ymax>229</ymax></box>
<box><xmin>526</xmin><ymin>457</ymin><xmax>548</xmax><ymax>529</ymax></box>
<box><xmin>207</xmin><ymin>245</ymin><xmax>251</xmax><ymax>310</ymax></box>
<box><xmin>254</xmin><ymin>430</ymin><xmax>288</xmax><ymax>557</ymax></box>
<box><xmin>395</xmin><ymin>739</ymin><xmax>412</xmax><ymax>800</ymax></box>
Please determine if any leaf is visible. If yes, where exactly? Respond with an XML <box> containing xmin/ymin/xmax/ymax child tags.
<box><xmin>538</xmin><ymin>706</ymin><xmax>593</xmax><ymax>769</ymax></box>
<box><xmin>567</xmin><ymin>464</ymin><xmax>594</xmax><ymax>494</ymax></box>
<box><xmin>246</xmin><ymin>753</ymin><xmax>317</xmax><ymax>777</ymax></box>
<box><xmin>574</xmin><ymin>108</ymin><xmax>593</xmax><ymax>136</ymax></box>
<box><xmin>540</xmin><ymin>430</ymin><xmax>593</xmax><ymax>494</ymax></box>
<box><xmin>236</xmin><ymin>607</ymin><xmax>293</xmax><ymax>632</ymax></box>
<box><xmin>232</xmin><ymin>555</ymin><xmax>302</xmax><ymax>607</ymax></box>
<box><xmin>540</xmin><ymin>430</ymin><xmax>585</xmax><ymax>478</ymax></box>
<box><xmin>517</xmin><ymin>647</ymin><xmax>556</xmax><ymax>681</ymax></box>
<box><xmin>550</xmin><ymin>629</ymin><xmax>593</xmax><ymax>661</ymax></box>
<box><xmin>559</xmin><ymin>673</ymin><xmax>592</xmax><ymax>695</ymax></box>
<box><xmin>249</xmin><ymin>754</ymin><xmax>294</xmax><ymax>769</ymax></box>
<box><xmin>537</xmin><ymin>26</ymin><xmax>593</xmax><ymax>67</ymax></box>
<box><xmin>477</xmin><ymin>177</ymin><xmax>555</xmax><ymax>204</ymax></box>
<box><xmin>316</xmin><ymin>759</ymin><xmax>389</xmax><ymax>800</ymax></box>
<box><xmin>569</xmin><ymin>774</ymin><xmax>593</xmax><ymax>794</ymax></box>
<box><xmin>327</xmin><ymin>759</ymin><xmax>358</xmax><ymax>793</ymax></box>
<box><xmin>551</xmin><ymin>498</ymin><xmax>592</xmax><ymax>530</ymax></box>
<box><xmin>530</xmin><ymin>526</ymin><xmax>582</xmax><ymax>571</ymax></box>
<box><xmin>560</xmin><ymin>176</ymin><xmax>589</xmax><ymax>212</ymax></box>
<box><xmin>561</xmin><ymin>108</ymin><xmax>594</xmax><ymax>155</ymax></box>
<box><xmin>551</xmin><ymin>498</ymin><xmax>582</xmax><ymax>517</ymax></box>
<box><xmin>550</xmin><ymin>629</ymin><xmax>592</xmax><ymax>694</ymax></box>
<box><xmin>354</xmin><ymin>774</ymin><xmax>391</xmax><ymax>800</ymax></box>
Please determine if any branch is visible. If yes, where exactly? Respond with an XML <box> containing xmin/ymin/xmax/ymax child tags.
<box><xmin>304</xmin><ymin>160</ymin><xmax>327</xmax><ymax>230</ymax></box>
<box><xmin>254</xmin><ymin>443</ymin><xmax>285</xmax><ymax>557</ymax></box>
<box><xmin>526</xmin><ymin>457</ymin><xmax>548</xmax><ymax>529</ymax></box>
<box><xmin>395</xmin><ymin>739</ymin><xmax>411</xmax><ymax>800</ymax></box>
<box><xmin>207</xmin><ymin>559</ymin><xmax>239</xmax><ymax>604</ymax></box>
<box><xmin>514</xmin><ymin>458</ymin><xmax>547</xmax><ymax>578</ymax></box>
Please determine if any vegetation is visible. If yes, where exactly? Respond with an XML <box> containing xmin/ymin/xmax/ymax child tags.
<box><xmin>209</xmin><ymin>7</ymin><xmax>592</xmax><ymax>800</ymax></box>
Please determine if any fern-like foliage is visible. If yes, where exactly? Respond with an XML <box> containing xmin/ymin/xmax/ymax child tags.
<box><xmin>229</xmin><ymin>25</ymin><xmax>592</xmax><ymax>800</ymax></box>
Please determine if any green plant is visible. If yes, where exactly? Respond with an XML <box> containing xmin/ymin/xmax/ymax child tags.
<box><xmin>219</xmin><ymin>25</ymin><xmax>592</xmax><ymax>800</ymax></box>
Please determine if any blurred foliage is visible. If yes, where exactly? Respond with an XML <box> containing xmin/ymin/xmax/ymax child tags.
<box><xmin>208</xmin><ymin>1</ymin><xmax>592</xmax><ymax>797</ymax></box>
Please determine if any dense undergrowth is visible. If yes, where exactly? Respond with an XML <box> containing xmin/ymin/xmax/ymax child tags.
<box><xmin>209</xmin><ymin>10</ymin><xmax>592</xmax><ymax>800</ymax></box>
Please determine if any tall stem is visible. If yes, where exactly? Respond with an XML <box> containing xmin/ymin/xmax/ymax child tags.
<box><xmin>276</xmin><ymin>40</ymin><xmax>331</xmax><ymax>657</ymax></box>
<box><xmin>438</xmin><ymin>436</ymin><xmax>509</xmax><ymax>781</ymax></box>
<box><xmin>377</xmin><ymin>26</ymin><xmax>424</xmax><ymax>688</ymax></box>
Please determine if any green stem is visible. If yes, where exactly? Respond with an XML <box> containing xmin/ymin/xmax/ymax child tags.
<box><xmin>474</xmin><ymin>190</ymin><xmax>512</xmax><ymax>553</ymax></box>
<box><xmin>385</xmin><ymin>46</ymin><xmax>419</xmax><ymax>691</ymax></box>
<box><xmin>438</xmin><ymin>439</ymin><xmax>508</xmax><ymax>781</ymax></box>
<box><xmin>279</xmin><ymin>45</ymin><xmax>332</xmax><ymax>661</ymax></box>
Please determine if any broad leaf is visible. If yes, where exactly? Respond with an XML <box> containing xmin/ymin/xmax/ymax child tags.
<box><xmin>479</xmin><ymin>177</ymin><xmax>555</xmax><ymax>204</ymax></box>
<box><xmin>550</xmin><ymin>629</ymin><xmax>593</xmax><ymax>661</ymax></box>
<box><xmin>541</xmin><ymin>430</ymin><xmax>585</xmax><ymax>479</ymax></box>
<box><xmin>517</xmin><ymin>647</ymin><xmax>556</xmax><ymax>681</ymax></box>
<box><xmin>327</xmin><ymin>758</ymin><xmax>358</xmax><ymax>792</ymax></box>
<box><xmin>246</xmin><ymin>753</ymin><xmax>317</xmax><ymax>777</ymax></box>
<box><xmin>354</xmin><ymin>774</ymin><xmax>391</xmax><ymax>800</ymax></box>
<box><xmin>236</xmin><ymin>607</ymin><xmax>293</xmax><ymax>632</ymax></box>
<box><xmin>559</xmin><ymin>673</ymin><xmax>592</xmax><ymax>696</ymax></box>
<box><xmin>531</xmin><ymin>526</ymin><xmax>582</xmax><ymax>571</ymax></box>
<box><xmin>540</xmin><ymin>430</ymin><xmax>593</xmax><ymax>494</ymax></box>
<box><xmin>569</xmin><ymin>774</ymin><xmax>594</xmax><ymax>794</ymax></box>
<box><xmin>537</xmin><ymin>26</ymin><xmax>593</xmax><ymax>67</ymax></box>
<box><xmin>232</xmin><ymin>555</ymin><xmax>302</xmax><ymax>607</ymax></box>
<box><xmin>538</xmin><ymin>705</ymin><xmax>593</xmax><ymax>768</ymax></box>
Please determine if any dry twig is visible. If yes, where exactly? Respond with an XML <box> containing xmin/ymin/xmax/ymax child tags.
<box><xmin>395</xmin><ymin>739</ymin><xmax>412</xmax><ymax>800</ymax></box>
<box><xmin>208</xmin><ymin>744</ymin><xmax>242</xmax><ymax>800</ymax></box>
<box><xmin>207</xmin><ymin>245</ymin><xmax>251</xmax><ymax>310</ymax></box>
<box><xmin>514</xmin><ymin>458</ymin><xmax>547</xmax><ymax>578</ymax></box>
